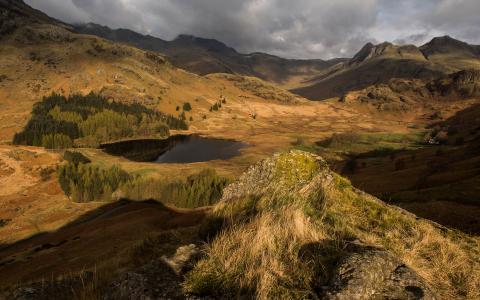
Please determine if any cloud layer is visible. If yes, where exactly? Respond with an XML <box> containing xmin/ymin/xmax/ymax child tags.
<box><xmin>25</xmin><ymin>0</ymin><xmax>480</xmax><ymax>59</ymax></box>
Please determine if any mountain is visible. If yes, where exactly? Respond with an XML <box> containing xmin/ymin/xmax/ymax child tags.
<box><xmin>419</xmin><ymin>35</ymin><xmax>480</xmax><ymax>71</ymax></box>
<box><xmin>420</xmin><ymin>35</ymin><xmax>480</xmax><ymax>58</ymax></box>
<box><xmin>73</xmin><ymin>23</ymin><xmax>344</xmax><ymax>87</ymax></box>
<box><xmin>337</xmin><ymin>69</ymin><xmax>480</xmax><ymax>112</ymax></box>
<box><xmin>71</xmin><ymin>24</ymin><xmax>480</xmax><ymax>102</ymax></box>
<box><xmin>0</xmin><ymin>1</ymin><xmax>307</xmax><ymax>143</ymax></box>
<box><xmin>0</xmin><ymin>0</ymin><xmax>67</xmax><ymax>33</ymax></box>
<box><xmin>292</xmin><ymin>37</ymin><xmax>480</xmax><ymax>100</ymax></box>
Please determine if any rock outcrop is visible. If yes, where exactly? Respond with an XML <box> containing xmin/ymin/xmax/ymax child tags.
<box><xmin>428</xmin><ymin>69</ymin><xmax>480</xmax><ymax>98</ymax></box>
<box><xmin>186</xmin><ymin>151</ymin><xmax>443</xmax><ymax>299</ymax></box>
<box><xmin>324</xmin><ymin>242</ymin><xmax>436</xmax><ymax>300</ymax></box>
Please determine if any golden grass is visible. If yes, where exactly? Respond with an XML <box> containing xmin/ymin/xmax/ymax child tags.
<box><xmin>327</xmin><ymin>175</ymin><xmax>480</xmax><ymax>299</ymax></box>
<box><xmin>185</xmin><ymin>207</ymin><xmax>325</xmax><ymax>299</ymax></box>
<box><xmin>185</xmin><ymin>152</ymin><xmax>480</xmax><ymax>299</ymax></box>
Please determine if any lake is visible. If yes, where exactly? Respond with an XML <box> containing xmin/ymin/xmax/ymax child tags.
<box><xmin>101</xmin><ymin>135</ymin><xmax>247</xmax><ymax>163</ymax></box>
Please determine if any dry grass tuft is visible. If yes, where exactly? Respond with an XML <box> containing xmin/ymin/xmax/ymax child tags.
<box><xmin>185</xmin><ymin>207</ymin><xmax>326</xmax><ymax>299</ymax></box>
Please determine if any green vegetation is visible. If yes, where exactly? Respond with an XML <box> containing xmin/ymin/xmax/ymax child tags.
<box><xmin>13</xmin><ymin>93</ymin><xmax>188</xmax><ymax>148</ymax></box>
<box><xmin>58</xmin><ymin>162</ymin><xmax>131</xmax><ymax>203</ymax></box>
<box><xmin>209</xmin><ymin>100</ymin><xmax>224</xmax><ymax>112</ymax></box>
<box><xmin>122</xmin><ymin>169</ymin><xmax>231</xmax><ymax>208</ymax></box>
<box><xmin>316</xmin><ymin>131</ymin><xmax>425</xmax><ymax>157</ymax></box>
<box><xmin>319</xmin><ymin>132</ymin><xmax>423</xmax><ymax>148</ymax></box>
<box><xmin>183</xmin><ymin>102</ymin><xmax>192</xmax><ymax>111</ymax></box>
<box><xmin>41</xmin><ymin>133</ymin><xmax>73</xmax><ymax>149</ymax></box>
<box><xmin>290</xmin><ymin>136</ymin><xmax>320</xmax><ymax>154</ymax></box>
<box><xmin>63</xmin><ymin>150</ymin><xmax>91</xmax><ymax>165</ymax></box>
<box><xmin>57</xmin><ymin>150</ymin><xmax>230</xmax><ymax>207</ymax></box>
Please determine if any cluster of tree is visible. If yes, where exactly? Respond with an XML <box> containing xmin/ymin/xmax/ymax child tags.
<box><xmin>41</xmin><ymin>133</ymin><xmax>73</xmax><ymax>149</ymax></box>
<box><xmin>58</xmin><ymin>160</ymin><xmax>131</xmax><ymax>203</ymax></box>
<box><xmin>13</xmin><ymin>93</ymin><xmax>188</xmax><ymax>148</ymax></box>
<box><xmin>57</xmin><ymin>149</ymin><xmax>230</xmax><ymax>205</ymax></box>
<box><xmin>183</xmin><ymin>102</ymin><xmax>192</xmax><ymax>111</ymax></box>
<box><xmin>122</xmin><ymin>169</ymin><xmax>231</xmax><ymax>208</ymax></box>
<box><xmin>63</xmin><ymin>150</ymin><xmax>91</xmax><ymax>164</ymax></box>
<box><xmin>209</xmin><ymin>98</ymin><xmax>226</xmax><ymax>112</ymax></box>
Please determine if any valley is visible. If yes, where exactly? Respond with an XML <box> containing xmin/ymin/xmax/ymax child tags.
<box><xmin>1</xmin><ymin>0</ymin><xmax>480</xmax><ymax>299</ymax></box>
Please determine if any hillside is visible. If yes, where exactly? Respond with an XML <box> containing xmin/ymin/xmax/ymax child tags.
<box><xmin>0</xmin><ymin>1</ymin><xmax>310</xmax><ymax>144</ymax></box>
<box><xmin>2</xmin><ymin>151</ymin><xmax>479</xmax><ymax>299</ymax></box>
<box><xmin>337</xmin><ymin>69</ymin><xmax>480</xmax><ymax>112</ymax></box>
<box><xmin>293</xmin><ymin>38</ymin><xmax>480</xmax><ymax>100</ymax></box>
<box><xmin>73</xmin><ymin>23</ymin><xmax>343</xmax><ymax>87</ymax></box>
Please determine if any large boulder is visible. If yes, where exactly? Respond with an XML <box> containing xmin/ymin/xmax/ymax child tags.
<box><xmin>324</xmin><ymin>242</ymin><xmax>437</xmax><ymax>300</ymax></box>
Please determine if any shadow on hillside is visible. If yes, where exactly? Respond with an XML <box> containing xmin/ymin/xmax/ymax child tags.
<box><xmin>327</xmin><ymin>104</ymin><xmax>480</xmax><ymax>235</ymax></box>
<box><xmin>292</xmin><ymin>58</ymin><xmax>444</xmax><ymax>100</ymax></box>
<box><xmin>0</xmin><ymin>198</ymin><xmax>207</xmax><ymax>292</ymax></box>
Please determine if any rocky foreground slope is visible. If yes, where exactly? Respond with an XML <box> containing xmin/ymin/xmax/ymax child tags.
<box><xmin>8</xmin><ymin>151</ymin><xmax>479</xmax><ymax>299</ymax></box>
<box><xmin>183</xmin><ymin>151</ymin><xmax>479</xmax><ymax>299</ymax></box>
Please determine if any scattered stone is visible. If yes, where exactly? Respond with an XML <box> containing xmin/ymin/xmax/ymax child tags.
<box><xmin>161</xmin><ymin>244</ymin><xmax>200</xmax><ymax>275</ymax></box>
<box><xmin>0</xmin><ymin>218</ymin><xmax>11</xmax><ymax>227</ymax></box>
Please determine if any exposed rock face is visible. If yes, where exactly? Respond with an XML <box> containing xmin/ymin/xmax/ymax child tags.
<box><xmin>324</xmin><ymin>242</ymin><xmax>436</xmax><ymax>300</ymax></box>
<box><xmin>161</xmin><ymin>244</ymin><xmax>200</xmax><ymax>275</ymax></box>
<box><xmin>428</xmin><ymin>69</ymin><xmax>480</xmax><ymax>98</ymax></box>
<box><xmin>220</xmin><ymin>150</ymin><xmax>333</xmax><ymax>206</ymax></box>
<box><xmin>339</xmin><ymin>78</ymin><xmax>431</xmax><ymax>111</ymax></box>
<box><xmin>191</xmin><ymin>151</ymin><xmax>439</xmax><ymax>299</ymax></box>
<box><xmin>350</xmin><ymin>42</ymin><xmax>426</xmax><ymax>66</ymax></box>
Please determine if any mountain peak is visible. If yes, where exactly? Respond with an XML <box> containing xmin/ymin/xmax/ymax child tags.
<box><xmin>0</xmin><ymin>0</ymin><xmax>64</xmax><ymax>31</ymax></box>
<box><xmin>173</xmin><ymin>34</ymin><xmax>238</xmax><ymax>54</ymax></box>
<box><xmin>349</xmin><ymin>41</ymin><xmax>416</xmax><ymax>64</ymax></box>
<box><xmin>420</xmin><ymin>35</ymin><xmax>479</xmax><ymax>57</ymax></box>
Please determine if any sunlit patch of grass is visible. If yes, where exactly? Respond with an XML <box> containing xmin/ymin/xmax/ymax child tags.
<box><xmin>317</xmin><ymin>131</ymin><xmax>425</xmax><ymax>155</ymax></box>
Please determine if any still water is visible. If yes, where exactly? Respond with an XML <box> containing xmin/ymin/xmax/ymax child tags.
<box><xmin>102</xmin><ymin>135</ymin><xmax>247</xmax><ymax>163</ymax></box>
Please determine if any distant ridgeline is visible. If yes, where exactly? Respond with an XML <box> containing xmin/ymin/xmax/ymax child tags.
<box><xmin>13</xmin><ymin>93</ymin><xmax>188</xmax><ymax>148</ymax></box>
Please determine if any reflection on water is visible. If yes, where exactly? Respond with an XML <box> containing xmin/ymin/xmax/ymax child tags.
<box><xmin>102</xmin><ymin>135</ymin><xmax>247</xmax><ymax>163</ymax></box>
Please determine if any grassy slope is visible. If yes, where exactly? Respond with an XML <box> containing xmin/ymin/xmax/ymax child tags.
<box><xmin>0</xmin><ymin>22</ymin><xmax>305</xmax><ymax>143</ymax></box>
<box><xmin>185</xmin><ymin>151</ymin><xmax>480</xmax><ymax>299</ymax></box>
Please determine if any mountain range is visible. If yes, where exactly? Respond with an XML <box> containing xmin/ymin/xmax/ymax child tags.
<box><xmin>73</xmin><ymin>22</ymin><xmax>344</xmax><ymax>88</ymax></box>
<box><xmin>74</xmin><ymin>22</ymin><xmax>480</xmax><ymax>101</ymax></box>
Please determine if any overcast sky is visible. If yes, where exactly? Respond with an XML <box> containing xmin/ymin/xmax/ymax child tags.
<box><xmin>25</xmin><ymin>0</ymin><xmax>480</xmax><ymax>59</ymax></box>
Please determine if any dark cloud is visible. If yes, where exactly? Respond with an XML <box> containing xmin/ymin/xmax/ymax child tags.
<box><xmin>24</xmin><ymin>0</ymin><xmax>480</xmax><ymax>59</ymax></box>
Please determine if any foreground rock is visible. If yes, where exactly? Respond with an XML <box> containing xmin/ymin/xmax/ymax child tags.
<box><xmin>104</xmin><ymin>244</ymin><xmax>201</xmax><ymax>300</ymax></box>
<box><xmin>324</xmin><ymin>242</ymin><xmax>436</xmax><ymax>300</ymax></box>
